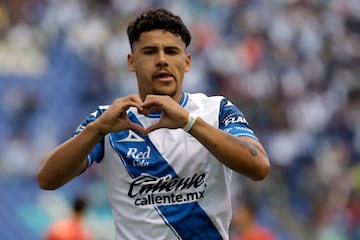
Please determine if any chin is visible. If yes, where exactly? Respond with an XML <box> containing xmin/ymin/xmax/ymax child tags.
<box><xmin>153</xmin><ymin>88</ymin><xmax>177</xmax><ymax>97</ymax></box>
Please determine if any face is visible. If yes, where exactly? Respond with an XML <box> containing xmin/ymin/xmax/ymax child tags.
<box><xmin>127</xmin><ymin>29</ymin><xmax>191</xmax><ymax>102</ymax></box>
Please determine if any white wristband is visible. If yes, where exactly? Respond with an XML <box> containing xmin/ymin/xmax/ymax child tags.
<box><xmin>182</xmin><ymin>113</ymin><xmax>198</xmax><ymax>132</ymax></box>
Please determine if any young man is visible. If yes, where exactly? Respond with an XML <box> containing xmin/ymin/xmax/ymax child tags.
<box><xmin>37</xmin><ymin>8</ymin><xmax>270</xmax><ymax>240</ymax></box>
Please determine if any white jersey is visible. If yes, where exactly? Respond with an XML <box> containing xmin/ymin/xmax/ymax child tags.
<box><xmin>74</xmin><ymin>92</ymin><xmax>258</xmax><ymax>240</ymax></box>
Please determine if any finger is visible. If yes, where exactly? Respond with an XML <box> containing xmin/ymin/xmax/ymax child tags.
<box><xmin>142</xmin><ymin>103</ymin><xmax>163</xmax><ymax>116</ymax></box>
<box><xmin>111</xmin><ymin>101</ymin><xmax>143</xmax><ymax>116</ymax></box>
<box><xmin>142</xmin><ymin>95</ymin><xmax>164</xmax><ymax>109</ymax></box>
<box><xmin>128</xmin><ymin>122</ymin><xmax>146</xmax><ymax>135</ymax></box>
<box><xmin>112</xmin><ymin>95</ymin><xmax>144</xmax><ymax>112</ymax></box>
<box><xmin>144</xmin><ymin>122</ymin><xmax>162</xmax><ymax>135</ymax></box>
<box><xmin>127</xmin><ymin>94</ymin><xmax>144</xmax><ymax>108</ymax></box>
<box><xmin>124</xmin><ymin>99</ymin><xmax>144</xmax><ymax>112</ymax></box>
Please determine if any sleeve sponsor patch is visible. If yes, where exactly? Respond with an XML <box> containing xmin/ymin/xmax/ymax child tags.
<box><xmin>219</xmin><ymin>99</ymin><xmax>258</xmax><ymax>140</ymax></box>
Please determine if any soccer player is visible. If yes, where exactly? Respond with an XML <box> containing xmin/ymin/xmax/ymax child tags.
<box><xmin>37</xmin><ymin>8</ymin><xmax>270</xmax><ymax>240</ymax></box>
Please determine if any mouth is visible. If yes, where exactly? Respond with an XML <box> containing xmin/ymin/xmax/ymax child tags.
<box><xmin>153</xmin><ymin>72</ymin><xmax>175</xmax><ymax>82</ymax></box>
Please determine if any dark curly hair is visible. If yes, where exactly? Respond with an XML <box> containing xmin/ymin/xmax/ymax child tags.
<box><xmin>127</xmin><ymin>8</ymin><xmax>192</xmax><ymax>51</ymax></box>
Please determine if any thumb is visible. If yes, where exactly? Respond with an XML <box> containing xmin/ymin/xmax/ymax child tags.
<box><xmin>144</xmin><ymin>122</ymin><xmax>162</xmax><ymax>135</ymax></box>
<box><xmin>128</xmin><ymin>122</ymin><xmax>146</xmax><ymax>135</ymax></box>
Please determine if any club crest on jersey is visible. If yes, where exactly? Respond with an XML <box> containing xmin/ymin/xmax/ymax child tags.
<box><xmin>111</xmin><ymin>130</ymin><xmax>152</xmax><ymax>168</ymax></box>
<box><xmin>116</xmin><ymin>130</ymin><xmax>145</xmax><ymax>142</ymax></box>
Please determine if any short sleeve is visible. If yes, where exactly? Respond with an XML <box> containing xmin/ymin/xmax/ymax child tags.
<box><xmin>218</xmin><ymin>98</ymin><xmax>258</xmax><ymax>140</ymax></box>
<box><xmin>72</xmin><ymin>106</ymin><xmax>108</xmax><ymax>169</ymax></box>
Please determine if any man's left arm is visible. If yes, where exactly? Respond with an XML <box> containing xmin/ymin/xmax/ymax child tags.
<box><xmin>141</xmin><ymin>95</ymin><xmax>270</xmax><ymax>180</ymax></box>
<box><xmin>189</xmin><ymin>117</ymin><xmax>270</xmax><ymax>180</ymax></box>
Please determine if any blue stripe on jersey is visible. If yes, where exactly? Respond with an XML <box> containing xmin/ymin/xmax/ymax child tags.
<box><xmin>110</xmin><ymin>111</ymin><xmax>222</xmax><ymax>239</ymax></box>
<box><xmin>157</xmin><ymin>202</ymin><xmax>223</xmax><ymax>240</ymax></box>
<box><xmin>219</xmin><ymin>98</ymin><xmax>258</xmax><ymax>140</ymax></box>
<box><xmin>109</xmin><ymin>120</ymin><xmax>177</xmax><ymax>179</ymax></box>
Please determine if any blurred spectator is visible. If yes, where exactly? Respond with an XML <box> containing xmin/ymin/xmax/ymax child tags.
<box><xmin>231</xmin><ymin>196</ymin><xmax>277</xmax><ymax>240</ymax></box>
<box><xmin>44</xmin><ymin>196</ymin><xmax>94</xmax><ymax>240</ymax></box>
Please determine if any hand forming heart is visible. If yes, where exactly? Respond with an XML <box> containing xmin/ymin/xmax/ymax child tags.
<box><xmin>95</xmin><ymin>94</ymin><xmax>189</xmax><ymax>136</ymax></box>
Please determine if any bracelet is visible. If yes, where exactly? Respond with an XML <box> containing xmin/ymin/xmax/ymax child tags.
<box><xmin>182</xmin><ymin>113</ymin><xmax>198</xmax><ymax>132</ymax></box>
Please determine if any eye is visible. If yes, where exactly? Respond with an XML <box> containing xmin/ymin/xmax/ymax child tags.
<box><xmin>144</xmin><ymin>49</ymin><xmax>156</xmax><ymax>55</ymax></box>
<box><xmin>165</xmin><ymin>48</ymin><xmax>179</xmax><ymax>55</ymax></box>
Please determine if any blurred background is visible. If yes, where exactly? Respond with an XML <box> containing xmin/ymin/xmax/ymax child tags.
<box><xmin>0</xmin><ymin>0</ymin><xmax>360</xmax><ymax>239</ymax></box>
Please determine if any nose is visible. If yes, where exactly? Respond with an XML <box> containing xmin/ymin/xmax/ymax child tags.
<box><xmin>156</xmin><ymin>51</ymin><xmax>168</xmax><ymax>67</ymax></box>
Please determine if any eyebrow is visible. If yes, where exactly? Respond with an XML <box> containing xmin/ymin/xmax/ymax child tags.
<box><xmin>140</xmin><ymin>45</ymin><xmax>181</xmax><ymax>51</ymax></box>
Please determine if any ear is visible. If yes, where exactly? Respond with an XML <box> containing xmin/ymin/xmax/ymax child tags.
<box><xmin>184</xmin><ymin>53</ymin><xmax>192</xmax><ymax>72</ymax></box>
<box><xmin>127</xmin><ymin>53</ymin><xmax>136</xmax><ymax>72</ymax></box>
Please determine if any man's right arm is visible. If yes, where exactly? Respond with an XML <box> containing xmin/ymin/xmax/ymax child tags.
<box><xmin>36</xmin><ymin>94</ymin><xmax>146</xmax><ymax>190</ymax></box>
<box><xmin>36</xmin><ymin>122</ymin><xmax>104</xmax><ymax>190</ymax></box>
